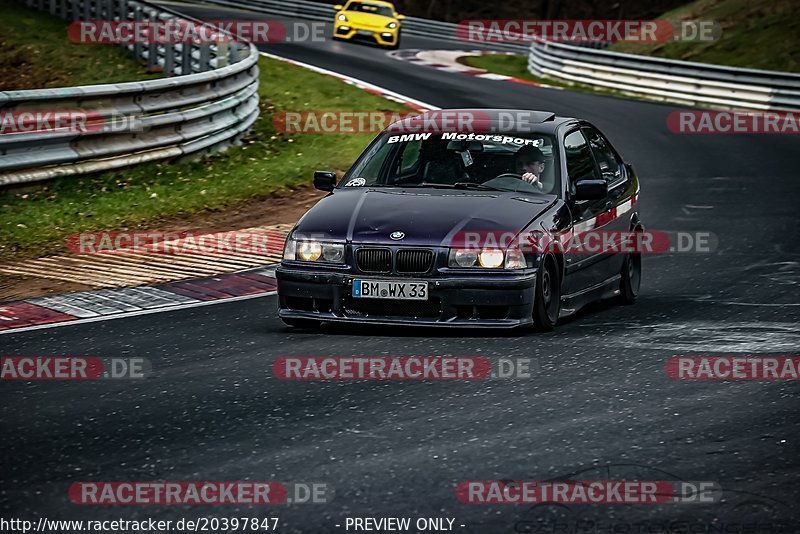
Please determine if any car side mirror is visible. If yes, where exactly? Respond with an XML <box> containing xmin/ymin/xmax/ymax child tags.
<box><xmin>314</xmin><ymin>171</ymin><xmax>337</xmax><ymax>192</ymax></box>
<box><xmin>574</xmin><ymin>179</ymin><xmax>607</xmax><ymax>200</ymax></box>
<box><xmin>333</xmin><ymin>4</ymin><xmax>343</xmax><ymax>10</ymax></box>
<box><xmin>396</xmin><ymin>14</ymin><xmax>405</xmax><ymax>20</ymax></box>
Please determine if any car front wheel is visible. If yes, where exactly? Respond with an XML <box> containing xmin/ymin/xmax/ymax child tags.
<box><xmin>533</xmin><ymin>255</ymin><xmax>560</xmax><ymax>332</ymax></box>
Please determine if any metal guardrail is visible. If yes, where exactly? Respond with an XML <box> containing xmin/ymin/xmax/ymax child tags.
<box><xmin>0</xmin><ymin>0</ymin><xmax>260</xmax><ymax>187</ymax></box>
<box><xmin>188</xmin><ymin>0</ymin><xmax>530</xmax><ymax>53</ymax></box>
<box><xmin>528</xmin><ymin>40</ymin><xmax>800</xmax><ymax>111</ymax></box>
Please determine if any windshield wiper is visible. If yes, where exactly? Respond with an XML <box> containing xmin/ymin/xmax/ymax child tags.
<box><xmin>402</xmin><ymin>182</ymin><xmax>502</xmax><ymax>191</ymax></box>
<box><xmin>453</xmin><ymin>182</ymin><xmax>502</xmax><ymax>191</ymax></box>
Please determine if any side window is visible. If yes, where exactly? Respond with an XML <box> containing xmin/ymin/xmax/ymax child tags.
<box><xmin>400</xmin><ymin>140</ymin><xmax>421</xmax><ymax>173</ymax></box>
<box><xmin>564</xmin><ymin>130</ymin><xmax>599</xmax><ymax>184</ymax></box>
<box><xmin>347</xmin><ymin>139</ymin><xmax>395</xmax><ymax>185</ymax></box>
<box><xmin>582</xmin><ymin>127</ymin><xmax>621</xmax><ymax>185</ymax></box>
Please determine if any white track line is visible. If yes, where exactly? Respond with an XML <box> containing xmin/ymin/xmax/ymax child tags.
<box><xmin>0</xmin><ymin>291</ymin><xmax>277</xmax><ymax>336</ymax></box>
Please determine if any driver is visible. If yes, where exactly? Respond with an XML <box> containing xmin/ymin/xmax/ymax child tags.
<box><xmin>514</xmin><ymin>145</ymin><xmax>546</xmax><ymax>190</ymax></box>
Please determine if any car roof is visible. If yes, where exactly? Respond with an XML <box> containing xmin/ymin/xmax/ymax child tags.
<box><xmin>385</xmin><ymin>109</ymin><xmax>578</xmax><ymax>135</ymax></box>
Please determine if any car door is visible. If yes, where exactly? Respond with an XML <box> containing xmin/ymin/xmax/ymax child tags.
<box><xmin>581</xmin><ymin>124</ymin><xmax>630</xmax><ymax>280</ymax></box>
<box><xmin>561</xmin><ymin>128</ymin><xmax>611</xmax><ymax>294</ymax></box>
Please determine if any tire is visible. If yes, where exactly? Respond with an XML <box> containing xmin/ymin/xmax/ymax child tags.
<box><xmin>533</xmin><ymin>255</ymin><xmax>560</xmax><ymax>332</ymax></box>
<box><xmin>618</xmin><ymin>252</ymin><xmax>641</xmax><ymax>304</ymax></box>
<box><xmin>281</xmin><ymin>317</ymin><xmax>321</xmax><ymax>329</ymax></box>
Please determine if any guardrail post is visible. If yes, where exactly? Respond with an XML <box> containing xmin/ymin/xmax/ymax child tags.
<box><xmin>229</xmin><ymin>43</ymin><xmax>241</xmax><ymax>65</ymax></box>
<box><xmin>164</xmin><ymin>42</ymin><xmax>176</xmax><ymax>75</ymax></box>
<box><xmin>216</xmin><ymin>41</ymin><xmax>228</xmax><ymax>68</ymax></box>
<box><xmin>181</xmin><ymin>42</ymin><xmax>193</xmax><ymax>74</ymax></box>
<box><xmin>198</xmin><ymin>43</ymin><xmax>211</xmax><ymax>72</ymax></box>
<box><xmin>132</xmin><ymin>5</ymin><xmax>143</xmax><ymax>60</ymax></box>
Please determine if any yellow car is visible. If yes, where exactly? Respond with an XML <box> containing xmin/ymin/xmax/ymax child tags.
<box><xmin>332</xmin><ymin>0</ymin><xmax>405</xmax><ymax>49</ymax></box>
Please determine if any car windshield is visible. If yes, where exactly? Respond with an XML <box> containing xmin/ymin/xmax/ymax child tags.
<box><xmin>340</xmin><ymin>132</ymin><xmax>560</xmax><ymax>195</ymax></box>
<box><xmin>346</xmin><ymin>2</ymin><xmax>394</xmax><ymax>17</ymax></box>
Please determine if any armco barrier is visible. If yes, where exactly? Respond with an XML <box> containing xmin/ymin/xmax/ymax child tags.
<box><xmin>0</xmin><ymin>0</ymin><xmax>260</xmax><ymax>187</ymax></box>
<box><xmin>191</xmin><ymin>0</ymin><xmax>798</xmax><ymax>112</ymax></box>
<box><xmin>528</xmin><ymin>40</ymin><xmax>800</xmax><ymax>111</ymax></box>
<box><xmin>185</xmin><ymin>0</ymin><xmax>530</xmax><ymax>53</ymax></box>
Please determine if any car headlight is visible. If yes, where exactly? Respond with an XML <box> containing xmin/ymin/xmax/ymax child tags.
<box><xmin>452</xmin><ymin>249</ymin><xmax>478</xmax><ymax>267</ymax></box>
<box><xmin>504</xmin><ymin>248</ymin><xmax>526</xmax><ymax>269</ymax></box>
<box><xmin>321</xmin><ymin>243</ymin><xmax>345</xmax><ymax>262</ymax></box>
<box><xmin>448</xmin><ymin>248</ymin><xmax>527</xmax><ymax>269</ymax></box>
<box><xmin>337</xmin><ymin>13</ymin><xmax>348</xmax><ymax>21</ymax></box>
<box><xmin>283</xmin><ymin>237</ymin><xmax>296</xmax><ymax>261</ymax></box>
<box><xmin>386</xmin><ymin>21</ymin><xmax>397</xmax><ymax>29</ymax></box>
<box><xmin>284</xmin><ymin>238</ymin><xmax>345</xmax><ymax>264</ymax></box>
<box><xmin>478</xmin><ymin>249</ymin><xmax>504</xmax><ymax>268</ymax></box>
<box><xmin>298</xmin><ymin>241</ymin><xmax>322</xmax><ymax>261</ymax></box>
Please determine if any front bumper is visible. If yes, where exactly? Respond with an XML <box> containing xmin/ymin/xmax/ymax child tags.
<box><xmin>333</xmin><ymin>23</ymin><xmax>398</xmax><ymax>46</ymax></box>
<box><xmin>277</xmin><ymin>267</ymin><xmax>536</xmax><ymax>328</ymax></box>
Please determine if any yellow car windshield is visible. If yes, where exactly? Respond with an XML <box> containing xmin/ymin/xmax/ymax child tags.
<box><xmin>346</xmin><ymin>2</ymin><xmax>394</xmax><ymax>17</ymax></box>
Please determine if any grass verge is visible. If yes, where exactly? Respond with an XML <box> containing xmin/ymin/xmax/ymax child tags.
<box><xmin>1</xmin><ymin>54</ymin><xmax>407</xmax><ymax>258</ymax></box>
<box><xmin>610</xmin><ymin>0</ymin><xmax>800</xmax><ymax>73</ymax></box>
<box><xmin>0</xmin><ymin>0</ymin><xmax>164</xmax><ymax>89</ymax></box>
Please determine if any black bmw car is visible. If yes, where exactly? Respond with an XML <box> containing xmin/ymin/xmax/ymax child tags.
<box><xmin>277</xmin><ymin>109</ymin><xmax>642</xmax><ymax>330</ymax></box>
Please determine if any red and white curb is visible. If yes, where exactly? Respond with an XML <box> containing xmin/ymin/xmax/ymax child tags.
<box><xmin>0</xmin><ymin>267</ymin><xmax>278</xmax><ymax>335</ymax></box>
<box><xmin>388</xmin><ymin>49</ymin><xmax>562</xmax><ymax>89</ymax></box>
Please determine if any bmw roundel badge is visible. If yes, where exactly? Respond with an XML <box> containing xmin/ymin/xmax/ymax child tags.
<box><xmin>390</xmin><ymin>231</ymin><xmax>405</xmax><ymax>240</ymax></box>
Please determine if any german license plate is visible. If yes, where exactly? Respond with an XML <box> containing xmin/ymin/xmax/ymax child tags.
<box><xmin>357</xmin><ymin>30</ymin><xmax>373</xmax><ymax>36</ymax></box>
<box><xmin>353</xmin><ymin>280</ymin><xmax>428</xmax><ymax>300</ymax></box>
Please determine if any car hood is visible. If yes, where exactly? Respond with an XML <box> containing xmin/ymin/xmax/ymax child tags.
<box><xmin>344</xmin><ymin>11</ymin><xmax>395</xmax><ymax>28</ymax></box>
<box><xmin>294</xmin><ymin>187</ymin><xmax>556</xmax><ymax>246</ymax></box>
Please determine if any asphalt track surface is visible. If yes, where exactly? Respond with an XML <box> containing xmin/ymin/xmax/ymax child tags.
<box><xmin>2</xmin><ymin>5</ymin><xmax>799</xmax><ymax>532</ymax></box>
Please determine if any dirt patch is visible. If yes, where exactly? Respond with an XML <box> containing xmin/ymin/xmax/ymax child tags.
<box><xmin>0</xmin><ymin>186</ymin><xmax>326</xmax><ymax>302</ymax></box>
<box><xmin>0</xmin><ymin>275</ymin><xmax>96</xmax><ymax>302</ymax></box>
<box><xmin>152</xmin><ymin>185</ymin><xmax>326</xmax><ymax>235</ymax></box>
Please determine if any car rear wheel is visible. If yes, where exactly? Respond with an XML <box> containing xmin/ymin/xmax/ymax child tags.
<box><xmin>281</xmin><ymin>317</ymin><xmax>321</xmax><ymax>329</ymax></box>
<box><xmin>533</xmin><ymin>255</ymin><xmax>560</xmax><ymax>332</ymax></box>
<box><xmin>618</xmin><ymin>252</ymin><xmax>641</xmax><ymax>304</ymax></box>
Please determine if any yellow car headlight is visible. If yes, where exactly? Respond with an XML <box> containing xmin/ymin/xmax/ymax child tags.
<box><xmin>297</xmin><ymin>241</ymin><xmax>322</xmax><ymax>262</ymax></box>
<box><xmin>478</xmin><ymin>249</ymin><xmax>505</xmax><ymax>269</ymax></box>
<box><xmin>337</xmin><ymin>13</ymin><xmax>348</xmax><ymax>21</ymax></box>
<box><xmin>289</xmin><ymin>239</ymin><xmax>345</xmax><ymax>264</ymax></box>
<box><xmin>386</xmin><ymin>21</ymin><xmax>398</xmax><ymax>29</ymax></box>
